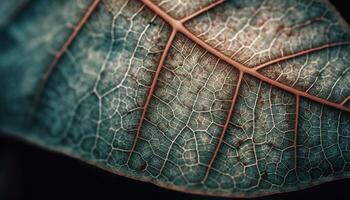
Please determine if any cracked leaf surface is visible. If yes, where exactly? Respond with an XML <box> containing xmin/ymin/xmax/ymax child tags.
<box><xmin>0</xmin><ymin>0</ymin><xmax>350</xmax><ymax>198</ymax></box>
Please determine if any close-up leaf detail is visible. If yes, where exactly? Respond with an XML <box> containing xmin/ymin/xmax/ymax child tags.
<box><xmin>0</xmin><ymin>0</ymin><xmax>350</xmax><ymax>198</ymax></box>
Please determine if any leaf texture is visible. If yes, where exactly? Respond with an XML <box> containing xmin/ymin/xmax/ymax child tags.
<box><xmin>0</xmin><ymin>0</ymin><xmax>350</xmax><ymax>198</ymax></box>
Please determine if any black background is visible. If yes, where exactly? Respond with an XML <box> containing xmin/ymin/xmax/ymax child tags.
<box><xmin>0</xmin><ymin>1</ymin><xmax>349</xmax><ymax>199</ymax></box>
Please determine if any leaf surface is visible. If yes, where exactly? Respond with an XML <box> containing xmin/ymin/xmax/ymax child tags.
<box><xmin>0</xmin><ymin>0</ymin><xmax>350</xmax><ymax>198</ymax></box>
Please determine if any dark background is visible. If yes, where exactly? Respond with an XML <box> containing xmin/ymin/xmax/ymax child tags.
<box><xmin>0</xmin><ymin>1</ymin><xmax>349</xmax><ymax>199</ymax></box>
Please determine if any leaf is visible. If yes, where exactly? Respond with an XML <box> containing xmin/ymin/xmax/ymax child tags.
<box><xmin>0</xmin><ymin>0</ymin><xmax>350</xmax><ymax>198</ymax></box>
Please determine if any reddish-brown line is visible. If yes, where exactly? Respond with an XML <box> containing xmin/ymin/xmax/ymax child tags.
<box><xmin>177</xmin><ymin>27</ymin><xmax>350</xmax><ymax>112</ymax></box>
<box><xmin>140</xmin><ymin>0</ymin><xmax>350</xmax><ymax>187</ymax></box>
<box><xmin>141</xmin><ymin>0</ymin><xmax>180</xmax><ymax>28</ymax></box>
<box><xmin>140</xmin><ymin>0</ymin><xmax>350</xmax><ymax>185</ymax></box>
<box><xmin>340</xmin><ymin>95</ymin><xmax>350</xmax><ymax>106</ymax></box>
<box><xmin>141</xmin><ymin>0</ymin><xmax>350</xmax><ymax>114</ymax></box>
<box><xmin>34</xmin><ymin>0</ymin><xmax>101</xmax><ymax>105</ymax></box>
<box><xmin>141</xmin><ymin>0</ymin><xmax>350</xmax><ymax>113</ymax></box>
<box><xmin>253</xmin><ymin>41</ymin><xmax>350</xmax><ymax>71</ymax></box>
<box><xmin>180</xmin><ymin>0</ymin><xmax>225</xmax><ymax>23</ymax></box>
<box><xmin>126</xmin><ymin>30</ymin><xmax>177</xmax><ymax>164</ymax></box>
<box><xmin>294</xmin><ymin>95</ymin><xmax>300</xmax><ymax>177</ymax></box>
<box><xmin>202</xmin><ymin>71</ymin><xmax>244</xmax><ymax>183</ymax></box>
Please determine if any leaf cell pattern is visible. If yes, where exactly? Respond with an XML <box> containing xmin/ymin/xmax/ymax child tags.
<box><xmin>0</xmin><ymin>0</ymin><xmax>350</xmax><ymax>198</ymax></box>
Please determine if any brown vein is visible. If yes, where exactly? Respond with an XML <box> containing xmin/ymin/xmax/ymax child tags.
<box><xmin>253</xmin><ymin>41</ymin><xmax>350</xmax><ymax>71</ymax></box>
<box><xmin>180</xmin><ymin>28</ymin><xmax>350</xmax><ymax>112</ymax></box>
<box><xmin>126</xmin><ymin>29</ymin><xmax>177</xmax><ymax>164</ymax></box>
<box><xmin>140</xmin><ymin>0</ymin><xmax>350</xmax><ymax>185</ymax></box>
<box><xmin>202</xmin><ymin>71</ymin><xmax>244</xmax><ymax>183</ymax></box>
<box><xmin>34</xmin><ymin>0</ymin><xmax>101</xmax><ymax>106</ymax></box>
<box><xmin>141</xmin><ymin>0</ymin><xmax>350</xmax><ymax>113</ymax></box>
